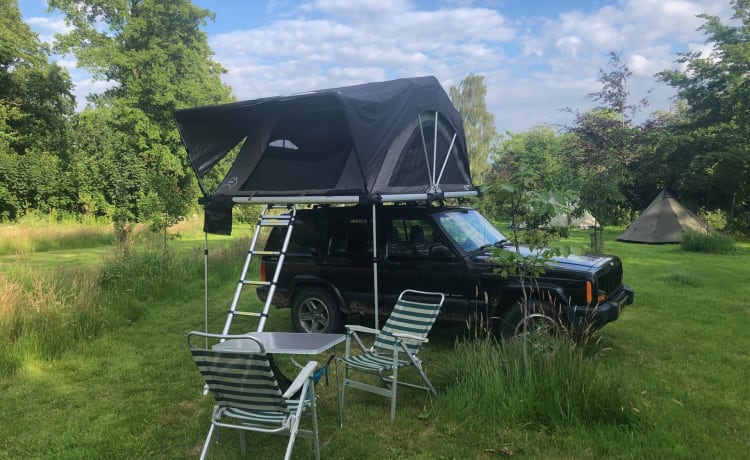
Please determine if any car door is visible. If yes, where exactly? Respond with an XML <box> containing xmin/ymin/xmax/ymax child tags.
<box><xmin>322</xmin><ymin>215</ymin><xmax>375</xmax><ymax>311</ymax></box>
<box><xmin>381</xmin><ymin>215</ymin><xmax>470</xmax><ymax>319</ymax></box>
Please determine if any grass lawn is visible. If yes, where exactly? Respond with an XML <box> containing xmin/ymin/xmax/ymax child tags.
<box><xmin>1</xmin><ymin>222</ymin><xmax>749</xmax><ymax>459</ymax></box>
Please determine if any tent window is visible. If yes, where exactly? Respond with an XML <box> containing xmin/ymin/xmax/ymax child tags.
<box><xmin>269</xmin><ymin>139</ymin><xmax>299</xmax><ymax>149</ymax></box>
<box><xmin>388</xmin><ymin>111</ymin><xmax>463</xmax><ymax>188</ymax></box>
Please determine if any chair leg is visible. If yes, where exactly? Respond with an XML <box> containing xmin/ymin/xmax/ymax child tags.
<box><xmin>339</xmin><ymin>361</ymin><xmax>348</xmax><ymax>426</ymax></box>
<box><xmin>336</xmin><ymin>357</ymin><xmax>344</xmax><ymax>428</ymax></box>
<box><xmin>414</xmin><ymin>363</ymin><xmax>437</xmax><ymax>395</ymax></box>
<box><xmin>390</xmin><ymin>365</ymin><xmax>398</xmax><ymax>421</ymax></box>
<box><xmin>199</xmin><ymin>424</ymin><xmax>216</xmax><ymax>460</ymax></box>
<box><xmin>309</xmin><ymin>384</ymin><xmax>321</xmax><ymax>460</ymax></box>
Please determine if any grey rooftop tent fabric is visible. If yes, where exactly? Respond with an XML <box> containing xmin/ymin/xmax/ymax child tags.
<box><xmin>175</xmin><ymin>76</ymin><xmax>476</xmax><ymax>223</ymax></box>
<box><xmin>617</xmin><ymin>189</ymin><xmax>711</xmax><ymax>244</ymax></box>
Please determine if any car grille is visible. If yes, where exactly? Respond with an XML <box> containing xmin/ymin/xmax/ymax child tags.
<box><xmin>597</xmin><ymin>262</ymin><xmax>623</xmax><ymax>296</ymax></box>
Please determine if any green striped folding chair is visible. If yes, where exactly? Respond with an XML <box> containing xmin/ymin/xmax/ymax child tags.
<box><xmin>188</xmin><ymin>332</ymin><xmax>320</xmax><ymax>460</ymax></box>
<box><xmin>339</xmin><ymin>289</ymin><xmax>445</xmax><ymax>421</ymax></box>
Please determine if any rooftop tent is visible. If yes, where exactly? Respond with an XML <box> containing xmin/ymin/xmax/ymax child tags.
<box><xmin>175</xmin><ymin>76</ymin><xmax>477</xmax><ymax>232</ymax></box>
<box><xmin>617</xmin><ymin>189</ymin><xmax>711</xmax><ymax>244</ymax></box>
<box><xmin>175</xmin><ymin>76</ymin><xmax>477</xmax><ymax>331</ymax></box>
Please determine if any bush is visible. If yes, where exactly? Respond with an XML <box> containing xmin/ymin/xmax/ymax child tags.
<box><xmin>727</xmin><ymin>210</ymin><xmax>750</xmax><ymax>235</ymax></box>
<box><xmin>681</xmin><ymin>230</ymin><xmax>735</xmax><ymax>254</ymax></box>
<box><xmin>698</xmin><ymin>208</ymin><xmax>727</xmax><ymax>231</ymax></box>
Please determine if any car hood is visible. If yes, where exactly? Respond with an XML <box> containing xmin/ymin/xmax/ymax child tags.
<box><xmin>471</xmin><ymin>245</ymin><xmax>609</xmax><ymax>271</ymax></box>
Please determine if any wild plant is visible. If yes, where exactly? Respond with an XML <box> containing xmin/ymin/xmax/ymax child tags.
<box><xmin>681</xmin><ymin>229</ymin><xmax>735</xmax><ymax>254</ymax></box>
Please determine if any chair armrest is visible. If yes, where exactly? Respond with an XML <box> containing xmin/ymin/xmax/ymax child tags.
<box><xmin>282</xmin><ymin>361</ymin><xmax>318</xmax><ymax>399</ymax></box>
<box><xmin>345</xmin><ymin>324</ymin><xmax>380</xmax><ymax>335</ymax></box>
<box><xmin>391</xmin><ymin>332</ymin><xmax>428</xmax><ymax>343</ymax></box>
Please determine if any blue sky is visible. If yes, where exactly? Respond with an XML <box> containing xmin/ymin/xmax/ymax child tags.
<box><xmin>20</xmin><ymin>0</ymin><xmax>734</xmax><ymax>133</ymax></box>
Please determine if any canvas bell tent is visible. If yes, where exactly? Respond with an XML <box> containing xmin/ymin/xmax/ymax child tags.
<box><xmin>543</xmin><ymin>196</ymin><xmax>598</xmax><ymax>229</ymax></box>
<box><xmin>175</xmin><ymin>76</ymin><xmax>477</xmax><ymax>331</ymax></box>
<box><xmin>617</xmin><ymin>189</ymin><xmax>711</xmax><ymax>244</ymax></box>
<box><xmin>548</xmin><ymin>209</ymin><xmax>598</xmax><ymax>229</ymax></box>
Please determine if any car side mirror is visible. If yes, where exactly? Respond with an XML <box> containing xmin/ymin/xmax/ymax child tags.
<box><xmin>429</xmin><ymin>244</ymin><xmax>453</xmax><ymax>260</ymax></box>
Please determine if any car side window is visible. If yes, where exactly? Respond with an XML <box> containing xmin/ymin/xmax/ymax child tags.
<box><xmin>328</xmin><ymin>218</ymin><xmax>372</xmax><ymax>256</ymax></box>
<box><xmin>286</xmin><ymin>219</ymin><xmax>318</xmax><ymax>255</ymax></box>
<box><xmin>388</xmin><ymin>219</ymin><xmax>435</xmax><ymax>258</ymax></box>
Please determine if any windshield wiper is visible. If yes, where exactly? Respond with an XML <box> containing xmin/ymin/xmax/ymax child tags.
<box><xmin>472</xmin><ymin>239</ymin><xmax>509</xmax><ymax>253</ymax></box>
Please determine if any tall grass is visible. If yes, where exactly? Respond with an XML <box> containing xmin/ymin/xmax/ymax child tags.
<box><xmin>681</xmin><ymin>229</ymin><xmax>736</xmax><ymax>254</ymax></box>
<box><xmin>0</xmin><ymin>225</ymin><xmax>248</xmax><ymax>379</ymax></box>
<box><xmin>437</xmin><ymin>333</ymin><xmax>638</xmax><ymax>431</ymax></box>
<box><xmin>0</xmin><ymin>214</ymin><xmax>114</xmax><ymax>255</ymax></box>
<box><xmin>0</xmin><ymin>266</ymin><xmax>105</xmax><ymax>376</ymax></box>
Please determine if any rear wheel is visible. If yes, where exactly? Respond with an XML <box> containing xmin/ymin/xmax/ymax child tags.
<box><xmin>291</xmin><ymin>287</ymin><xmax>342</xmax><ymax>333</ymax></box>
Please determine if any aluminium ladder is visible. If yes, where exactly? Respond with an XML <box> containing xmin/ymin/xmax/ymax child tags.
<box><xmin>220</xmin><ymin>204</ymin><xmax>296</xmax><ymax>334</ymax></box>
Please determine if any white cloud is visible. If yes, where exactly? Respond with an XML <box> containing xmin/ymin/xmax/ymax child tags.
<box><xmin>303</xmin><ymin>0</ymin><xmax>414</xmax><ymax>16</ymax></box>
<box><xmin>26</xmin><ymin>16</ymin><xmax>71</xmax><ymax>43</ymax></box>
<box><xmin>22</xmin><ymin>0</ymin><xmax>737</xmax><ymax>132</ymax></box>
<box><xmin>211</xmin><ymin>4</ymin><xmax>514</xmax><ymax>102</ymax></box>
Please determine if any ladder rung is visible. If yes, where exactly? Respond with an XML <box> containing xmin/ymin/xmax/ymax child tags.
<box><xmin>232</xmin><ymin>311</ymin><xmax>261</xmax><ymax>317</ymax></box>
<box><xmin>249</xmin><ymin>250</ymin><xmax>281</xmax><ymax>256</ymax></box>
<box><xmin>259</xmin><ymin>221</ymin><xmax>296</xmax><ymax>227</ymax></box>
<box><xmin>242</xmin><ymin>280</ymin><xmax>271</xmax><ymax>286</ymax></box>
<box><xmin>261</xmin><ymin>214</ymin><xmax>293</xmax><ymax>221</ymax></box>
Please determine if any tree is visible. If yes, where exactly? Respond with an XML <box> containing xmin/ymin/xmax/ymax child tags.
<box><xmin>50</xmin><ymin>0</ymin><xmax>233</xmax><ymax>228</ymax></box>
<box><xmin>657</xmin><ymin>0</ymin><xmax>750</xmax><ymax>231</ymax></box>
<box><xmin>484</xmin><ymin>165</ymin><xmax>573</xmax><ymax>365</ymax></box>
<box><xmin>492</xmin><ymin>126</ymin><xmax>573</xmax><ymax>192</ymax></box>
<box><xmin>0</xmin><ymin>0</ymin><xmax>75</xmax><ymax>219</ymax></box>
<box><xmin>565</xmin><ymin>52</ymin><xmax>648</xmax><ymax>250</ymax></box>
<box><xmin>487</xmin><ymin>126</ymin><xmax>578</xmax><ymax>225</ymax></box>
<box><xmin>449</xmin><ymin>74</ymin><xmax>497</xmax><ymax>185</ymax></box>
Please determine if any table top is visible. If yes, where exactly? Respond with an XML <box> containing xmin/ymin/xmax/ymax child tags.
<box><xmin>212</xmin><ymin>331</ymin><xmax>346</xmax><ymax>355</ymax></box>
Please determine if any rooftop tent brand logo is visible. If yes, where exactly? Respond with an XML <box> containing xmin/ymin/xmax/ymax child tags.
<box><xmin>224</xmin><ymin>176</ymin><xmax>238</xmax><ymax>190</ymax></box>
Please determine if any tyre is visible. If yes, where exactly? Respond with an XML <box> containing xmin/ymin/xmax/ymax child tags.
<box><xmin>291</xmin><ymin>287</ymin><xmax>342</xmax><ymax>333</ymax></box>
<box><xmin>498</xmin><ymin>300</ymin><xmax>561</xmax><ymax>339</ymax></box>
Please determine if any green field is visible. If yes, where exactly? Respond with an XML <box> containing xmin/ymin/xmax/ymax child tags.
<box><xmin>1</xmin><ymin>222</ymin><xmax>749</xmax><ymax>459</ymax></box>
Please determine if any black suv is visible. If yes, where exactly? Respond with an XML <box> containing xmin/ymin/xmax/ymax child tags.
<box><xmin>258</xmin><ymin>204</ymin><xmax>634</xmax><ymax>336</ymax></box>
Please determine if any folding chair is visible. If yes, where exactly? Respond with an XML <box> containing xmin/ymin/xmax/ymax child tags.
<box><xmin>188</xmin><ymin>332</ymin><xmax>320</xmax><ymax>460</ymax></box>
<box><xmin>339</xmin><ymin>290</ymin><xmax>445</xmax><ymax>421</ymax></box>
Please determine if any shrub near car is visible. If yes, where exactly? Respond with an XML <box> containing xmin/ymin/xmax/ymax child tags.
<box><xmin>257</xmin><ymin>204</ymin><xmax>634</xmax><ymax>336</ymax></box>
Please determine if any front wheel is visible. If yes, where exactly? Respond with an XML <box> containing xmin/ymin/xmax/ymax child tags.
<box><xmin>498</xmin><ymin>300</ymin><xmax>561</xmax><ymax>339</ymax></box>
<box><xmin>291</xmin><ymin>287</ymin><xmax>342</xmax><ymax>333</ymax></box>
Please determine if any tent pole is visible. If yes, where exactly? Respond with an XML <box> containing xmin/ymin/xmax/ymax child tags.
<box><xmin>433</xmin><ymin>111</ymin><xmax>438</xmax><ymax>186</ymax></box>
<box><xmin>418</xmin><ymin>113</ymin><xmax>433</xmax><ymax>181</ymax></box>
<box><xmin>435</xmin><ymin>132</ymin><xmax>457</xmax><ymax>186</ymax></box>
<box><xmin>203</xmin><ymin>232</ymin><xmax>209</xmax><ymax>346</ymax></box>
<box><xmin>372</xmin><ymin>203</ymin><xmax>379</xmax><ymax>330</ymax></box>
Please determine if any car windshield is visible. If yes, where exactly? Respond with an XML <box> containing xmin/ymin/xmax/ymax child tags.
<box><xmin>435</xmin><ymin>209</ymin><xmax>508</xmax><ymax>253</ymax></box>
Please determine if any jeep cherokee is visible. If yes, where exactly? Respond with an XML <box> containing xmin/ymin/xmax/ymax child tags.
<box><xmin>257</xmin><ymin>203</ymin><xmax>634</xmax><ymax>336</ymax></box>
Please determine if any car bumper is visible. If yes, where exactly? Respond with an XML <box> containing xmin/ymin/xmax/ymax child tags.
<box><xmin>569</xmin><ymin>285</ymin><xmax>634</xmax><ymax>332</ymax></box>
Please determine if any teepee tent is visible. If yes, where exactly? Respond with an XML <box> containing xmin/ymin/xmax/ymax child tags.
<box><xmin>617</xmin><ymin>189</ymin><xmax>710</xmax><ymax>243</ymax></box>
